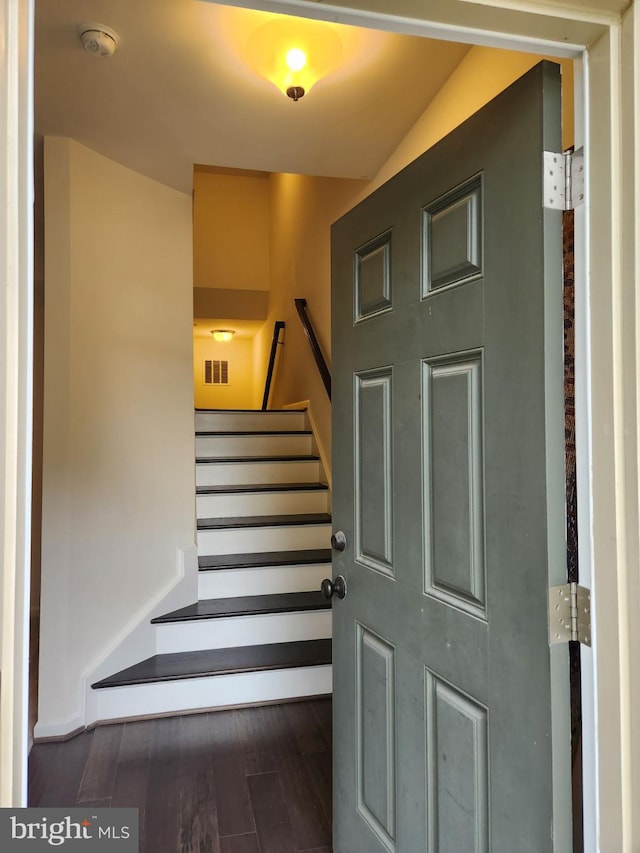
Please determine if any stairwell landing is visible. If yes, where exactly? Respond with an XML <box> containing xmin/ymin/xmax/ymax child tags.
<box><xmin>90</xmin><ymin>408</ymin><xmax>332</xmax><ymax>722</ymax></box>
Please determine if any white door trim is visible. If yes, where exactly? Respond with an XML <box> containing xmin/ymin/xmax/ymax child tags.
<box><xmin>0</xmin><ymin>0</ymin><xmax>34</xmax><ymax>808</ymax></box>
<box><xmin>212</xmin><ymin>0</ymin><xmax>613</xmax><ymax>51</ymax></box>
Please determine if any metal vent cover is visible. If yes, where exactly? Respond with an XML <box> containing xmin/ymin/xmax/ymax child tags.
<box><xmin>203</xmin><ymin>359</ymin><xmax>229</xmax><ymax>385</ymax></box>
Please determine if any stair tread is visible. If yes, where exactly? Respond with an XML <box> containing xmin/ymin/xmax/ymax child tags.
<box><xmin>196</xmin><ymin>482</ymin><xmax>328</xmax><ymax>495</ymax></box>
<box><xmin>152</xmin><ymin>591</ymin><xmax>330</xmax><ymax>623</ymax></box>
<box><xmin>195</xmin><ymin>430</ymin><xmax>312</xmax><ymax>437</ymax></box>
<box><xmin>196</xmin><ymin>455</ymin><xmax>319</xmax><ymax>464</ymax></box>
<box><xmin>198</xmin><ymin>513</ymin><xmax>331</xmax><ymax>530</ymax></box>
<box><xmin>195</xmin><ymin>408</ymin><xmax>306</xmax><ymax>414</ymax></box>
<box><xmin>92</xmin><ymin>638</ymin><xmax>332</xmax><ymax>689</ymax></box>
<box><xmin>198</xmin><ymin>548</ymin><xmax>332</xmax><ymax>571</ymax></box>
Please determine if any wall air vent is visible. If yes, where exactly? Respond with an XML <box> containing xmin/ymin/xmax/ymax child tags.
<box><xmin>203</xmin><ymin>359</ymin><xmax>229</xmax><ymax>385</ymax></box>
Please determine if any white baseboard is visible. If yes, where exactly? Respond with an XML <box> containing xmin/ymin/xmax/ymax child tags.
<box><xmin>33</xmin><ymin>713</ymin><xmax>85</xmax><ymax>741</ymax></box>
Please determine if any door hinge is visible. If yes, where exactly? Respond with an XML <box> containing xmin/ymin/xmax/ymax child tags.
<box><xmin>543</xmin><ymin>147</ymin><xmax>584</xmax><ymax>210</ymax></box>
<box><xmin>549</xmin><ymin>582</ymin><xmax>591</xmax><ymax>646</ymax></box>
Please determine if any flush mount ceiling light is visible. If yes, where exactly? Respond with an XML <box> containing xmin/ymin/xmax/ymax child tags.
<box><xmin>211</xmin><ymin>329</ymin><xmax>235</xmax><ymax>342</ymax></box>
<box><xmin>78</xmin><ymin>23</ymin><xmax>120</xmax><ymax>58</ymax></box>
<box><xmin>246</xmin><ymin>17</ymin><xmax>342</xmax><ymax>102</ymax></box>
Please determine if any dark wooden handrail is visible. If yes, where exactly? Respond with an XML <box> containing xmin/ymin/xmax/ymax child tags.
<box><xmin>294</xmin><ymin>299</ymin><xmax>331</xmax><ymax>401</ymax></box>
<box><xmin>261</xmin><ymin>320</ymin><xmax>285</xmax><ymax>410</ymax></box>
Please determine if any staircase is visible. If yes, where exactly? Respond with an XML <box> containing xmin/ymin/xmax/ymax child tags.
<box><xmin>91</xmin><ymin>408</ymin><xmax>333</xmax><ymax>721</ymax></box>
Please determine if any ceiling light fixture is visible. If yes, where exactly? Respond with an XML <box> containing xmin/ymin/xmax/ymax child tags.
<box><xmin>247</xmin><ymin>17</ymin><xmax>341</xmax><ymax>103</ymax></box>
<box><xmin>285</xmin><ymin>48</ymin><xmax>307</xmax><ymax>101</ymax></box>
<box><xmin>211</xmin><ymin>329</ymin><xmax>235</xmax><ymax>342</ymax></box>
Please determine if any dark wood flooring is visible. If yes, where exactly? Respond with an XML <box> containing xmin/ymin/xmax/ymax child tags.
<box><xmin>29</xmin><ymin>699</ymin><xmax>333</xmax><ymax>853</ymax></box>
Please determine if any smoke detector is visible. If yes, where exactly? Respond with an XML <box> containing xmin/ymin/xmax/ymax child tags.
<box><xmin>78</xmin><ymin>23</ymin><xmax>119</xmax><ymax>58</ymax></box>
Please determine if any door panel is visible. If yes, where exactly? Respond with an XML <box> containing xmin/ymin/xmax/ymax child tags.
<box><xmin>426</xmin><ymin>670</ymin><xmax>489</xmax><ymax>853</ymax></box>
<box><xmin>423</xmin><ymin>175</ymin><xmax>483</xmax><ymax>293</ymax></box>
<box><xmin>331</xmin><ymin>62</ymin><xmax>570</xmax><ymax>852</ymax></box>
<box><xmin>355</xmin><ymin>368</ymin><xmax>394</xmax><ymax>574</ymax></box>
<box><xmin>424</xmin><ymin>351</ymin><xmax>485</xmax><ymax>616</ymax></box>
<box><xmin>355</xmin><ymin>232</ymin><xmax>393</xmax><ymax>320</ymax></box>
<box><xmin>356</xmin><ymin>623</ymin><xmax>397</xmax><ymax>847</ymax></box>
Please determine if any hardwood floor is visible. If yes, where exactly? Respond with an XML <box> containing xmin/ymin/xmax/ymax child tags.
<box><xmin>29</xmin><ymin>699</ymin><xmax>333</xmax><ymax>853</ymax></box>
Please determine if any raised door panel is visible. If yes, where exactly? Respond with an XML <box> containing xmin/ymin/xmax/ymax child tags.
<box><xmin>423</xmin><ymin>176</ymin><xmax>483</xmax><ymax>294</ymax></box>
<box><xmin>356</xmin><ymin>624</ymin><xmax>396</xmax><ymax>852</ymax></box>
<box><xmin>423</xmin><ymin>352</ymin><xmax>486</xmax><ymax>618</ymax></box>
<box><xmin>355</xmin><ymin>231</ymin><xmax>393</xmax><ymax>321</ymax></box>
<box><xmin>426</xmin><ymin>671</ymin><xmax>489</xmax><ymax>853</ymax></box>
<box><xmin>355</xmin><ymin>369</ymin><xmax>394</xmax><ymax>576</ymax></box>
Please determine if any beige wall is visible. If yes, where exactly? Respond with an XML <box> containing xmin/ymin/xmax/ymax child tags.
<box><xmin>253</xmin><ymin>173</ymin><xmax>367</xmax><ymax>461</ymax></box>
<box><xmin>193</xmin><ymin>286</ymin><xmax>268</xmax><ymax>320</ymax></box>
<box><xmin>193</xmin><ymin>168</ymin><xmax>270</xmax><ymax>291</ymax></box>
<box><xmin>368</xmin><ymin>46</ymin><xmax>574</xmax><ymax>195</ymax></box>
<box><xmin>194</xmin><ymin>335</ymin><xmax>255</xmax><ymax>409</ymax></box>
<box><xmin>193</xmin><ymin>169</ymin><xmax>272</xmax><ymax>411</ymax></box>
<box><xmin>38</xmin><ymin>138</ymin><xmax>195</xmax><ymax>733</ymax></box>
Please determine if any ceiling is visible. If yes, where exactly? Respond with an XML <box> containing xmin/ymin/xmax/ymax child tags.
<box><xmin>35</xmin><ymin>0</ymin><xmax>471</xmax><ymax>194</ymax></box>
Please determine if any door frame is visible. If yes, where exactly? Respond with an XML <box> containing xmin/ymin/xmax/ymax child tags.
<box><xmin>3</xmin><ymin>0</ymin><xmax>639</xmax><ymax>849</ymax></box>
<box><xmin>1</xmin><ymin>0</ymin><xmax>34</xmax><ymax>809</ymax></box>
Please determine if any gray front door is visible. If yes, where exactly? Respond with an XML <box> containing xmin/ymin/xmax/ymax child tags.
<box><xmin>330</xmin><ymin>62</ymin><xmax>571</xmax><ymax>852</ymax></box>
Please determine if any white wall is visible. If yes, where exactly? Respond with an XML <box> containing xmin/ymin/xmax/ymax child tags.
<box><xmin>37</xmin><ymin>138</ymin><xmax>195</xmax><ymax>735</ymax></box>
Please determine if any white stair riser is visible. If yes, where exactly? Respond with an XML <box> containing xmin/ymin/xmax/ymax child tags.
<box><xmin>197</xmin><ymin>524</ymin><xmax>331</xmax><ymax>556</ymax></box>
<box><xmin>196</xmin><ymin>434</ymin><xmax>313</xmax><ymax>458</ymax></box>
<box><xmin>90</xmin><ymin>665</ymin><xmax>332</xmax><ymax>724</ymax></box>
<box><xmin>198</xmin><ymin>563</ymin><xmax>331</xmax><ymax>598</ymax></box>
<box><xmin>196</xmin><ymin>460</ymin><xmax>321</xmax><ymax>487</ymax></box>
<box><xmin>156</xmin><ymin>610</ymin><xmax>332</xmax><ymax>654</ymax></box>
<box><xmin>195</xmin><ymin>412</ymin><xmax>306</xmax><ymax>432</ymax></box>
<box><xmin>197</xmin><ymin>489</ymin><xmax>329</xmax><ymax>519</ymax></box>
